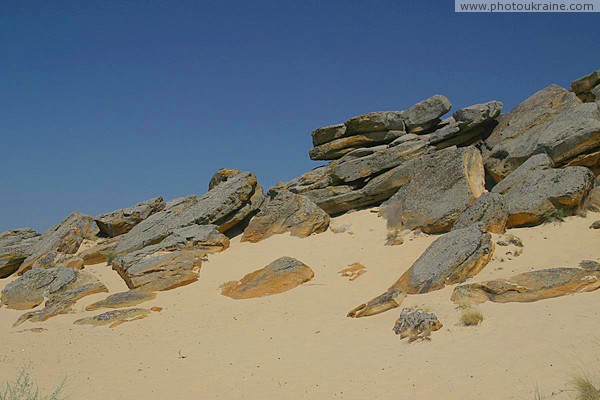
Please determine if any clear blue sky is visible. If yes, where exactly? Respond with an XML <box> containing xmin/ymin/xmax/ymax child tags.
<box><xmin>1</xmin><ymin>0</ymin><xmax>598</xmax><ymax>232</ymax></box>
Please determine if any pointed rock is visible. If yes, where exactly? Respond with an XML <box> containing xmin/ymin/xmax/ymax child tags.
<box><xmin>95</xmin><ymin>196</ymin><xmax>165</xmax><ymax>238</ymax></box>
<box><xmin>0</xmin><ymin>228</ymin><xmax>40</xmax><ymax>278</ymax></box>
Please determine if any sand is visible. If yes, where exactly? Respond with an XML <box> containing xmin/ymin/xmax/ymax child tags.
<box><xmin>1</xmin><ymin>209</ymin><xmax>599</xmax><ymax>399</ymax></box>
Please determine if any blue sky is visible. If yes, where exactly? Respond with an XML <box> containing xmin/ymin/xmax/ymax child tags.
<box><xmin>1</xmin><ymin>0</ymin><xmax>598</xmax><ymax>232</ymax></box>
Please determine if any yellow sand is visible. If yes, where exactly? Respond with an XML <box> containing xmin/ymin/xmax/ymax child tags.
<box><xmin>1</xmin><ymin>209</ymin><xmax>599</xmax><ymax>399</ymax></box>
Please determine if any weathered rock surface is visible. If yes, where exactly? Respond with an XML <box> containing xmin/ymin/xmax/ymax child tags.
<box><xmin>345</xmin><ymin>111</ymin><xmax>405</xmax><ymax>134</ymax></box>
<box><xmin>17</xmin><ymin>212</ymin><xmax>94</xmax><ymax>274</ymax></box>
<box><xmin>0</xmin><ymin>229</ymin><xmax>40</xmax><ymax>278</ymax></box>
<box><xmin>393</xmin><ymin>308</ymin><xmax>443</xmax><ymax>340</ymax></box>
<box><xmin>311</xmin><ymin>124</ymin><xmax>348</xmax><ymax>146</ymax></box>
<box><xmin>78</xmin><ymin>238</ymin><xmax>119</xmax><ymax>265</ymax></box>
<box><xmin>347</xmin><ymin>289</ymin><xmax>406</xmax><ymax>318</ymax></box>
<box><xmin>208</xmin><ymin>168</ymin><xmax>242</xmax><ymax>190</ymax></box>
<box><xmin>491</xmin><ymin>154</ymin><xmax>594</xmax><ymax>227</ymax></box>
<box><xmin>402</xmin><ymin>95</ymin><xmax>452</xmax><ymax>134</ymax></box>
<box><xmin>86</xmin><ymin>290</ymin><xmax>156</xmax><ymax>311</ymax></box>
<box><xmin>571</xmin><ymin>69</ymin><xmax>600</xmax><ymax>102</ymax></box>
<box><xmin>380</xmin><ymin>146</ymin><xmax>486</xmax><ymax>233</ymax></box>
<box><xmin>590</xmin><ymin>220</ymin><xmax>600</xmax><ymax>229</ymax></box>
<box><xmin>241</xmin><ymin>189</ymin><xmax>330</xmax><ymax>243</ymax></box>
<box><xmin>95</xmin><ymin>197</ymin><xmax>165</xmax><ymax>238</ymax></box>
<box><xmin>451</xmin><ymin>265</ymin><xmax>600</xmax><ymax>304</ymax></box>
<box><xmin>588</xmin><ymin>176</ymin><xmax>600</xmax><ymax>211</ymax></box>
<box><xmin>220</xmin><ymin>256</ymin><xmax>314</xmax><ymax>299</ymax></box>
<box><xmin>74</xmin><ymin>308</ymin><xmax>156</xmax><ymax>328</ymax></box>
<box><xmin>453</xmin><ymin>101</ymin><xmax>503</xmax><ymax>131</ymax></box>
<box><xmin>485</xmin><ymin>85</ymin><xmax>583</xmax><ymax>181</ymax></box>
<box><xmin>24</xmin><ymin>251</ymin><xmax>84</xmax><ymax>270</ymax></box>
<box><xmin>309</xmin><ymin>130</ymin><xmax>404</xmax><ymax>160</ymax></box>
<box><xmin>114</xmin><ymin>171</ymin><xmax>263</xmax><ymax>255</ymax></box>
<box><xmin>452</xmin><ymin>192</ymin><xmax>509</xmax><ymax>233</ymax></box>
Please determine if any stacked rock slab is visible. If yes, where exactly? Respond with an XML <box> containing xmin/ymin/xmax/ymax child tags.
<box><xmin>95</xmin><ymin>196</ymin><xmax>165</xmax><ymax>237</ymax></box>
<box><xmin>0</xmin><ymin>228</ymin><xmax>41</xmax><ymax>278</ymax></box>
<box><xmin>571</xmin><ymin>69</ymin><xmax>600</xmax><ymax>103</ymax></box>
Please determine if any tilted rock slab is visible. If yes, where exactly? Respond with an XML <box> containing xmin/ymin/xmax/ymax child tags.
<box><xmin>95</xmin><ymin>196</ymin><xmax>165</xmax><ymax>237</ymax></box>
<box><xmin>241</xmin><ymin>189</ymin><xmax>330</xmax><ymax>243</ymax></box>
<box><xmin>86</xmin><ymin>290</ymin><xmax>156</xmax><ymax>311</ymax></box>
<box><xmin>348</xmin><ymin>225</ymin><xmax>494</xmax><ymax>317</ymax></box>
<box><xmin>311</xmin><ymin>124</ymin><xmax>349</xmax><ymax>146</ymax></box>
<box><xmin>380</xmin><ymin>146</ymin><xmax>486</xmax><ymax>234</ymax></box>
<box><xmin>17</xmin><ymin>212</ymin><xmax>94</xmax><ymax>274</ymax></box>
<box><xmin>571</xmin><ymin>68</ymin><xmax>600</xmax><ymax>102</ymax></box>
<box><xmin>0</xmin><ymin>228</ymin><xmax>40</xmax><ymax>278</ymax></box>
<box><xmin>401</xmin><ymin>94</ymin><xmax>452</xmax><ymax>134</ymax></box>
<box><xmin>491</xmin><ymin>154</ymin><xmax>594</xmax><ymax>227</ymax></box>
<box><xmin>220</xmin><ymin>256</ymin><xmax>314</xmax><ymax>299</ymax></box>
<box><xmin>344</xmin><ymin>111</ymin><xmax>405</xmax><ymax>134</ymax></box>
<box><xmin>114</xmin><ymin>171</ymin><xmax>263</xmax><ymax>255</ymax></box>
<box><xmin>309</xmin><ymin>130</ymin><xmax>405</xmax><ymax>161</ymax></box>
<box><xmin>74</xmin><ymin>307</ymin><xmax>158</xmax><ymax>328</ymax></box>
<box><xmin>208</xmin><ymin>168</ymin><xmax>242</xmax><ymax>190</ymax></box>
<box><xmin>452</xmin><ymin>192</ymin><xmax>509</xmax><ymax>234</ymax></box>
<box><xmin>451</xmin><ymin>264</ymin><xmax>600</xmax><ymax>304</ymax></box>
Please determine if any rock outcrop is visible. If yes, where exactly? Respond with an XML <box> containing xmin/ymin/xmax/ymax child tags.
<box><xmin>571</xmin><ymin>69</ymin><xmax>600</xmax><ymax>103</ymax></box>
<box><xmin>95</xmin><ymin>197</ymin><xmax>165</xmax><ymax>237</ymax></box>
<box><xmin>380</xmin><ymin>146</ymin><xmax>485</xmax><ymax>234</ymax></box>
<box><xmin>0</xmin><ymin>228</ymin><xmax>40</xmax><ymax>278</ymax></box>
<box><xmin>17</xmin><ymin>212</ymin><xmax>94</xmax><ymax>274</ymax></box>
<box><xmin>451</xmin><ymin>265</ymin><xmax>600</xmax><ymax>304</ymax></box>
<box><xmin>241</xmin><ymin>189</ymin><xmax>330</xmax><ymax>243</ymax></box>
<box><xmin>491</xmin><ymin>154</ymin><xmax>594</xmax><ymax>227</ymax></box>
<box><xmin>208</xmin><ymin>168</ymin><xmax>242</xmax><ymax>190</ymax></box>
<box><xmin>220</xmin><ymin>256</ymin><xmax>314</xmax><ymax>299</ymax></box>
<box><xmin>452</xmin><ymin>192</ymin><xmax>509</xmax><ymax>233</ymax></box>
<box><xmin>114</xmin><ymin>171</ymin><xmax>263</xmax><ymax>255</ymax></box>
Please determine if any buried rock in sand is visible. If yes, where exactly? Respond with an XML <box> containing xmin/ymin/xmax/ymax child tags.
<box><xmin>74</xmin><ymin>307</ymin><xmax>162</xmax><ymax>328</ymax></box>
<box><xmin>339</xmin><ymin>263</ymin><xmax>367</xmax><ymax>281</ymax></box>
<box><xmin>220</xmin><ymin>256</ymin><xmax>314</xmax><ymax>299</ymax></box>
<box><xmin>393</xmin><ymin>308</ymin><xmax>443</xmax><ymax>341</ymax></box>
<box><xmin>86</xmin><ymin>289</ymin><xmax>156</xmax><ymax>311</ymax></box>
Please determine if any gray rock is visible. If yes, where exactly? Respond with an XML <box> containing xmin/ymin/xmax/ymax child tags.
<box><xmin>311</xmin><ymin>124</ymin><xmax>348</xmax><ymax>146</ymax></box>
<box><xmin>589</xmin><ymin>220</ymin><xmax>600</xmax><ymax>229</ymax></box>
<box><xmin>485</xmin><ymin>85</ymin><xmax>581</xmax><ymax>181</ymax></box>
<box><xmin>452</xmin><ymin>192</ymin><xmax>509</xmax><ymax>234</ymax></box>
<box><xmin>302</xmin><ymin>185</ymin><xmax>355</xmax><ymax>206</ymax></box>
<box><xmin>347</xmin><ymin>289</ymin><xmax>406</xmax><ymax>318</ymax></box>
<box><xmin>241</xmin><ymin>189</ymin><xmax>330</xmax><ymax>243</ymax></box>
<box><xmin>345</xmin><ymin>111</ymin><xmax>405</xmax><ymax>134</ymax></box>
<box><xmin>380</xmin><ymin>146</ymin><xmax>486</xmax><ymax>234</ymax></box>
<box><xmin>282</xmin><ymin>165</ymin><xmax>333</xmax><ymax>194</ymax></box>
<box><xmin>571</xmin><ymin>69</ymin><xmax>600</xmax><ymax>102</ymax></box>
<box><xmin>208</xmin><ymin>168</ymin><xmax>242</xmax><ymax>190</ymax></box>
<box><xmin>491</xmin><ymin>154</ymin><xmax>552</xmax><ymax>195</ymax></box>
<box><xmin>453</xmin><ymin>101</ymin><xmax>503</xmax><ymax>130</ymax></box>
<box><xmin>74</xmin><ymin>307</ymin><xmax>156</xmax><ymax>328</ymax></box>
<box><xmin>114</xmin><ymin>171</ymin><xmax>263</xmax><ymax>255</ymax></box>
<box><xmin>402</xmin><ymin>94</ymin><xmax>452</xmax><ymax>134</ymax></box>
<box><xmin>0</xmin><ymin>229</ymin><xmax>41</xmax><ymax>278</ymax></box>
<box><xmin>393</xmin><ymin>308</ymin><xmax>443</xmax><ymax>340</ymax></box>
<box><xmin>309</xmin><ymin>130</ymin><xmax>404</xmax><ymax>160</ymax></box>
<box><xmin>86</xmin><ymin>290</ymin><xmax>156</xmax><ymax>311</ymax></box>
<box><xmin>95</xmin><ymin>196</ymin><xmax>165</xmax><ymax>238</ymax></box>
<box><xmin>492</xmin><ymin>155</ymin><xmax>594</xmax><ymax>227</ymax></box>
<box><xmin>589</xmin><ymin>176</ymin><xmax>600</xmax><ymax>212</ymax></box>
<box><xmin>18</xmin><ymin>212</ymin><xmax>94</xmax><ymax>274</ymax></box>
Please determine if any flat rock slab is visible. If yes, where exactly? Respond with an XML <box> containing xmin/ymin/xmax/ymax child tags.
<box><xmin>452</xmin><ymin>192</ymin><xmax>509</xmax><ymax>233</ymax></box>
<box><xmin>241</xmin><ymin>189</ymin><xmax>330</xmax><ymax>243</ymax></box>
<box><xmin>344</xmin><ymin>111</ymin><xmax>405</xmax><ymax>134</ymax></box>
<box><xmin>220</xmin><ymin>257</ymin><xmax>314</xmax><ymax>299</ymax></box>
<box><xmin>95</xmin><ymin>196</ymin><xmax>165</xmax><ymax>237</ymax></box>
<box><xmin>0</xmin><ymin>228</ymin><xmax>41</xmax><ymax>278</ymax></box>
<box><xmin>393</xmin><ymin>308</ymin><xmax>443</xmax><ymax>340</ymax></box>
<box><xmin>309</xmin><ymin>130</ymin><xmax>404</xmax><ymax>161</ymax></box>
<box><xmin>18</xmin><ymin>212</ymin><xmax>94</xmax><ymax>274</ymax></box>
<box><xmin>402</xmin><ymin>94</ymin><xmax>452</xmax><ymax>134</ymax></box>
<box><xmin>74</xmin><ymin>307</ymin><xmax>159</xmax><ymax>328</ymax></box>
<box><xmin>451</xmin><ymin>265</ymin><xmax>600</xmax><ymax>304</ymax></box>
<box><xmin>86</xmin><ymin>290</ymin><xmax>156</xmax><ymax>311</ymax></box>
<box><xmin>347</xmin><ymin>289</ymin><xmax>406</xmax><ymax>318</ymax></box>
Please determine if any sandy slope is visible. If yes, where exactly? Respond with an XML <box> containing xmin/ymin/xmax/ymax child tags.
<box><xmin>1</xmin><ymin>209</ymin><xmax>599</xmax><ymax>400</ymax></box>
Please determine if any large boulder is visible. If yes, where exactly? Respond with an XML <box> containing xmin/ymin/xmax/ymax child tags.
<box><xmin>309</xmin><ymin>130</ymin><xmax>404</xmax><ymax>160</ymax></box>
<box><xmin>17</xmin><ymin>212</ymin><xmax>94</xmax><ymax>274</ymax></box>
<box><xmin>0</xmin><ymin>228</ymin><xmax>40</xmax><ymax>278</ymax></box>
<box><xmin>485</xmin><ymin>85</ymin><xmax>583</xmax><ymax>181</ymax></box>
<box><xmin>241</xmin><ymin>189</ymin><xmax>330</xmax><ymax>243</ymax></box>
<box><xmin>571</xmin><ymin>69</ymin><xmax>600</xmax><ymax>102</ymax></box>
<box><xmin>95</xmin><ymin>196</ymin><xmax>165</xmax><ymax>237</ymax></box>
<box><xmin>452</xmin><ymin>192</ymin><xmax>509</xmax><ymax>234</ymax></box>
<box><xmin>380</xmin><ymin>146</ymin><xmax>486</xmax><ymax>234</ymax></box>
<box><xmin>114</xmin><ymin>171</ymin><xmax>264</xmax><ymax>255</ymax></box>
<box><xmin>402</xmin><ymin>95</ymin><xmax>452</xmax><ymax>134</ymax></box>
<box><xmin>220</xmin><ymin>257</ymin><xmax>314</xmax><ymax>299</ymax></box>
<box><xmin>451</xmin><ymin>264</ymin><xmax>600</xmax><ymax>304</ymax></box>
<box><xmin>491</xmin><ymin>154</ymin><xmax>594</xmax><ymax>227</ymax></box>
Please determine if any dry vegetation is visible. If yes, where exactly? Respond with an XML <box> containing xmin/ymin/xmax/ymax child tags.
<box><xmin>0</xmin><ymin>369</ymin><xmax>66</xmax><ymax>400</ymax></box>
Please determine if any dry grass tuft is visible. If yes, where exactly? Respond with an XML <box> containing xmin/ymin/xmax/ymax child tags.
<box><xmin>460</xmin><ymin>307</ymin><xmax>484</xmax><ymax>326</ymax></box>
<box><xmin>0</xmin><ymin>369</ymin><xmax>66</xmax><ymax>400</ymax></box>
<box><xmin>570</xmin><ymin>373</ymin><xmax>600</xmax><ymax>400</ymax></box>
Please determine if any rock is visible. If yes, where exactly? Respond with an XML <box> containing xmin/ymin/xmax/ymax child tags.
<box><xmin>303</xmin><ymin>186</ymin><xmax>355</xmax><ymax>206</ymax></box>
<box><xmin>380</xmin><ymin>146</ymin><xmax>486</xmax><ymax>234</ymax></box>
<box><xmin>24</xmin><ymin>251</ymin><xmax>84</xmax><ymax>270</ymax></box>
<box><xmin>309</xmin><ymin>130</ymin><xmax>404</xmax><ymax>161</ymax></box>
<box><xmin>453</xmin><ymin>101</ymin><xmax>503</xmax><ymax>131</ymax></box>
<box><xmin>311</xmin><ymin>124</ymin><xmax>348</xmax><ymax>146</ymax></box>
<box><xmin>571</xmin><ymin>69</ymin><xmax>600</xmax><ymax>102</ymax></box>
<box><xmin>282</xmin><ymin>166</ymin><xmax>333</xmax><ymax>194</ymax></box>
<box><xmin>393</xmin><ymin>308</ymin><xmax>443</xmax><ymax>340</ymax></box>
<box><xmin>491</xmin><ymin>154</ymin><xmax>594</xmax><ymax>227</ymax></box>
<box><xmin>113</xmin><ymin>249</ymin><xmax>204</xmax><ymax>291</ymax></box>
<box><xmin>330</xmin><ymin>223</ymin><xmax>351</xmax><ymax>234</ymax></box>
<box><xmin>402</xmin><ymin>95</ymin><xmax>452</xmax><ymax>134</ymax></box>
<box><xmin>451</xmin><ymin>265</ymin><xmax>600</xmax><ymax>304</ymax></box>
<box><xmin>452</xmin><ymin>192</ymin><xmax>509</xmax><ymax>234</ymax></box>
<box><xmin>588</xmin><ymin>176</ymin><xmax>600</xmax><ymax>211</ymax></box>
<box><xmin>114</xmin><ymin>171</ymin><xmax>263</xmax><ymax>255</ymax></box>
<box><xmin>208</xmin><ymin>168</ymin><xmax>241</xmax><ymax>190</ymax></box>
<box><xmin>485</xmin><ymin>85</ymin><xmax>581</xmax><ymax>181</ymax></box>
<box><xmin>0</xmin><ymin>228</ymin><xmax>41</xmax><ymax>278</ymax></box>
<box><xmin>86</xmin><ymin>290</ymin><xmax>156</xmax><ymax>311</ymax></box>
<box><xmin>241</xmin><ymin>189</ymin><xmax>330</xmax><ymax>243</ymax></box>
<box><xmin>590</xmin><ymin>220</ymin><xmax>600</xmax><ymax>229</ymax></box>
<box><xmin>17</xmin><ymin>212</ymin><xmax>94</xmax><ymax>274</ymax></box>
<box><xmin>220</xmin><ymin>256</ymin><xmax>314</xmax><ymax>299</ymax></box>
<box><xmin>391</xmin><ymin>224</ymin><xmax>494</xmax><ymax>294</ymax></box>
<box><xmin>339</xmin><ymin>263</ymin><xmax>367</xmax><ymax>281</ymax></box>
<box><xmin>347</xmin><ymin>289</ymin><xmax>406</xmax><ymax>318</ymax></box>
<box><xmin>74</xmin><ymin>308</ymin><xmax>156</xmax><ymax>328</ymax></box>
<box><xmin>95</xmin><ymin>197</ymin><xmax>165</xmax><ymax>238</ymax></box>
<box><xmin>496</xmin><ymin>234</ymin><xmax>524</xmax><ymax>247</ymax></box>
<box><xmin>580</xmin><ymin>260</ymin><xmax>600</xmax><ymax>270</ymax></box>
<box><xmin>78</xmin><ymin>238</ymin><xmax>119</xmax><ymax>265</ymax></box>
<box><xmin>345</xmin><ymin>111</ymin><xmax>405</xmax><ymax>134</ymax></box>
